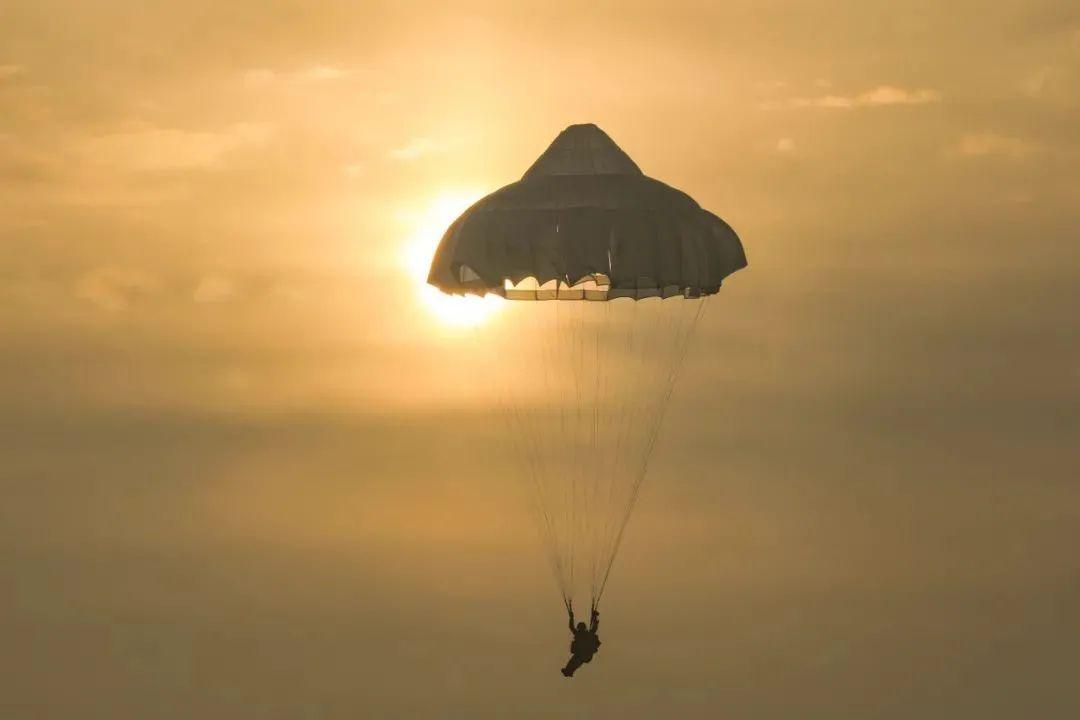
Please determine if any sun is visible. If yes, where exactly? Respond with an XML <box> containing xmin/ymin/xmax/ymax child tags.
<box><xmin>402</xmin><ymin>190</ymin><xmax>503</xmax><ymax>329</ymax></box>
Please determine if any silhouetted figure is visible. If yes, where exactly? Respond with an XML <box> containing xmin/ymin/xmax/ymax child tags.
<box><xmin>561</xmin><ymin>607</ymin><xmax>601</xmax><ymax>677</ymax></box>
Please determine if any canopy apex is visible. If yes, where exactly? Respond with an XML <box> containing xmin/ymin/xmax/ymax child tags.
<box><xmin>522</xmin><ymin>123</ymin><xmax>643</xmax><ymax>179</ymax></box>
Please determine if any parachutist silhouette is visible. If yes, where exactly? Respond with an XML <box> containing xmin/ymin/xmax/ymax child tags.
<box><xmin>561</xmin><ymin>607</ymin><xmax>601</xmax><ymax>677</ymax></box>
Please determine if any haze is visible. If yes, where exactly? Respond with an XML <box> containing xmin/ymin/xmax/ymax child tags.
<box><xmin>2</xmin><ymin>1</ymin><xmax>1078</xmax><ymax>718</ymax></box>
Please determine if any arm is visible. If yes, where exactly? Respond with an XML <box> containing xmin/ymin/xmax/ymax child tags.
<box><xmin>590</xmin><ymin>608</ymin><xmax>600</xmax><ymax>633</ymax></box>
<box><xmin>568</xmin><ymin>609</ymin><xmax>576</xmax><ymax>633</ymax></box>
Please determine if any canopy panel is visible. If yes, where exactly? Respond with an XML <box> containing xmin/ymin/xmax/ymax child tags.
<box><xmin>427</xmin><ymin>124</ymin><xmax>747</xmax><ymax>300</ymax></box>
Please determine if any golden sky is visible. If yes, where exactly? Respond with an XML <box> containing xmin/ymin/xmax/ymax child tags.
<box><xmin>3</xmin><ymin>2</ymin><xmax>1079</xmax><ymax>717</ymax></box>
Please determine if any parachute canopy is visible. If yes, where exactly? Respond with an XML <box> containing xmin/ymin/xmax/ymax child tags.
<box><xmin>427</xmin><ymin>123</ymin><xmax>746</xmax><ymax>300</ymax></box>
<box><xmin>427</xmin><ymin>124</ymin><xmax>747</xmax><ymax>611</ymax></box>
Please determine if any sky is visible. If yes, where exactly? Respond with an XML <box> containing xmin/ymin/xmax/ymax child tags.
<box><xmin>2</xmin><ymin>1</ymin><xmax>1079</xmax><ymax>717</ymax></box>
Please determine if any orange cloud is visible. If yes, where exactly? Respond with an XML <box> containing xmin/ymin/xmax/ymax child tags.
<box><xmin>767</xmin><ymin>85</ymin><xmax>941</xmax><ymax>109</ymax></box>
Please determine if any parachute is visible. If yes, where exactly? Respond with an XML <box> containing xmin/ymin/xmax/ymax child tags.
<box><xmin>428</xmin><ymin>124</ymin><xmax>747</xmax><ymax>611</ymax></box>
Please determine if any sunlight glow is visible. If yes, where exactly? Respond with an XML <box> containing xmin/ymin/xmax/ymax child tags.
<box><xmin>402</xmin><ymin>190</ymin><xmax>503</xmax><ymax>328</ymax></box>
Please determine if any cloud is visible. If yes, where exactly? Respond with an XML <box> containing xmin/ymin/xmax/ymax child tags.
<box><xmin>193</xmin><ymin>275</ymin><xmax>236</xmax><ymax>303</ymax></box>
<box><xmin>755</xmin><ymin>80</ymin><xmax>789</xmax><ymax>91</ymax></box>
<box><xmin>242</xmin><ymin>65</ymin><xmax>351</xmax><ymax>86</ymax></box>
<box><xmin>305</xmin><ymin>65</ymin><xmax>347</xmax><ymax>81</ymax></box>
<box><xmin>1025</xmin><ymin>66</ymin><xmax>1058</xmax><ymax>97</ymax></box>
<box><xmin>0</xmin><ymin>133</ymin><xmax>59</xmax><ymax>181</ymax></box>
<box><xmin>1023</xmin><ymin>64</ymin><xmax>1077</xmax><ymax>103</ymax></box>
<box><xmin>79</xmin><ymin>122</ymin><xmax>274</xmax><ymax>172</ymax></box>
<box><xmin>766</xmin><ymin>85</ymin><xmax>941</xmax><ymax>109</ymax></box>
<box><xmin>388</xmin><ymin>136</ymin><xmax>455</xmax><ymax>161</ymax></box>
<box><xmin>74</xmin><ymin>267</ymin><xmax>161</xmax><ymax>311</ymax></box>
<box><xmin>952</xmin><ymin>132</ymin><xmax>1041</xmax><ymax>159</ymax></box>
<box><xmin>0</xmin><ymin>64</ymin><xmax>24</xmax><ymax>81</ymax></box>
